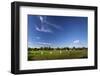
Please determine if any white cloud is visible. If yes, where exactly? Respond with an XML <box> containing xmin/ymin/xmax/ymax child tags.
<box><xmin>37</xmin><ymin>42</ymin><xmax>51</xmax><ymax>45</ymax></box>
<box><xmin>35</xmin><ymin>16</ymin><xmax>62</xmax><ymax>33</ymax></box>
<box><xmin>42</xmin><ymin>16</ymin><xmax>62</xmax><ymax>30</ymax></box>
<box><xmin>35</xmin><ymin>26</ymin><xmax>52</xmax><ymax>33</ymax></box>
<box><xmin>39</xmin><ymin>16</ymin><xmax>43</xmax><ymax>22</ymax></box>
<box><xmin>44</xmin><ymin>21</ymin><xmax>62</xmax><ymax>30</ymax></box>
<box><xmin>73</xmin><ymin>40</ymin><xmax>80</xmax><ymax>44</ymax></box>
<box><xmin>71</xmin><ymin>40</ymin><xmax>86</xmax><ymax>48</ymax></box>
<box><xmin>35</xmin><ymin>16</ymin><xmax>52</xmax><ymax>33</ymax></box>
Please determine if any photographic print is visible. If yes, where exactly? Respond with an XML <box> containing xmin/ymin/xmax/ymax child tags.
<box><xmin>28</xmin><ymin>15</ymin><xmax>88</xmax><ymax>61</ymax></box>
<box><xmin>11</xmin><ymin>1</ymin><xmax>97</xmax><ymax>74</ymax></box>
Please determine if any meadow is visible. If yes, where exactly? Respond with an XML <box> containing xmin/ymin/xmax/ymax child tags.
<box><xmin>28</xmin><ymin>47</ymin><xmax>88</xmax><ymax>61</ymax></box>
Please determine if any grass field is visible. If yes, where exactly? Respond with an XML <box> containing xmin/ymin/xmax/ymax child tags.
<box><xmin>28</xmin><ymin>49</ymin><xmax>88</xmax><ymax>61</ymax></box>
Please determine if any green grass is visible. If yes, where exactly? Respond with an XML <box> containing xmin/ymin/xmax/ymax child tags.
<box><xmin>28</xmin><ymin>49</ymin><xmax>88</xmax><ymax>61</ymax></box>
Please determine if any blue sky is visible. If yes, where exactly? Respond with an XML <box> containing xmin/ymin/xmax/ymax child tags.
<box><xmin>28</xmin><ymin>15</ymin><xmax>88</xmax><ymax>48</ymax></box>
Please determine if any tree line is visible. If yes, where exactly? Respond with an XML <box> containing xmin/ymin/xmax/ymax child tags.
<box><xmin>28</xmin><ymin>47</ymin><xmax>87</xmax><ymax>51</ymax></box>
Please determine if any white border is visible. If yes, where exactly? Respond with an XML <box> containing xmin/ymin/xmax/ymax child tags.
<box><xmin>20</xmin><ymin>6</ymin><xmax>95</xmax><ymax>70</ymax></box>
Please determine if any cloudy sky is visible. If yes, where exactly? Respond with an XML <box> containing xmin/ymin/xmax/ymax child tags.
<box><xmin>28</xmin><ymin>15</ymin><xmax>88</xmax><ymax>48</ymax></box>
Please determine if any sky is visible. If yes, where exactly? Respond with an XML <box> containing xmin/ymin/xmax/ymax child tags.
<box><xmin>28</xmin><ymin>15</ymin><xmax>88</xmax><ymax>48</ymax></box>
